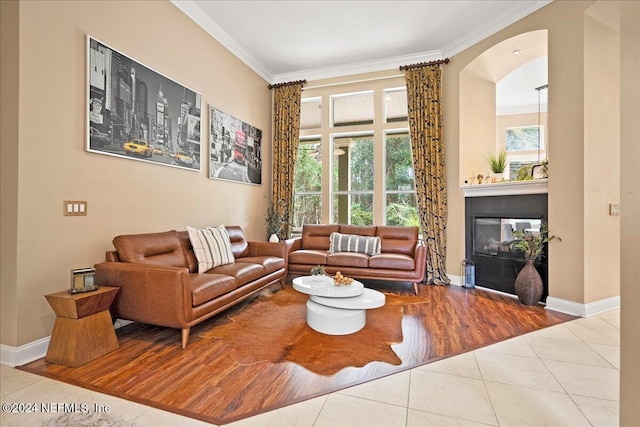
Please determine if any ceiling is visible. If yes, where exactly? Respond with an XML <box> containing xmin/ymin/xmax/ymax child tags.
<box><xmin>171</xmin><ymin>0</ymin><xmax>552</xmax><ymax>84</ymax></box>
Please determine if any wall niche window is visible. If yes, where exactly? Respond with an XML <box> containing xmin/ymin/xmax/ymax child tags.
<box><xmin>505</xmin><ymin>125</ymin><xmax>544</xmax><ymax>152</ymax></box>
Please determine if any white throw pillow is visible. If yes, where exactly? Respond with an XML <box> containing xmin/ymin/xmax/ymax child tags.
<box><xmin>187</xmin><ymin>225</ymin><xmax>235</xmax><ymax>273</ymax></box>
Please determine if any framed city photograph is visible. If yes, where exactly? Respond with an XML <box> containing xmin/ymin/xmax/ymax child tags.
<box><xmin>209</xmin><ymin>106</ymin><xmax>262</xmax><ymax>185</ymax></box>
<box><xmin>86</xmin><ymin>35</ymin><xmax>202</xmax><ymax>171</ymax></box>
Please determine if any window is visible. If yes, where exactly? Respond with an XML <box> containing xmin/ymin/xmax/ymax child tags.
<box><xmin>384</xmin><ymin>88</ymin><xmax>408</xmax><ymax>123</ymax></box>
<box><xmin>384</xmin><ymin>132</ymin><xmax>418</xmax><ymax>227</ymax></box>
<box><xmin>292</xmin><ymin>137</ymin><xmax>322</xmax><ymax>228</ymax></box>
<box><xmin>331</xmin><ymin>91</ymin><xmax>374</xmax><ymax>127</ymax></box>
<box><xmin>505</xmin><ymin>126</ymin><xmax>543</xmax><ymax>152</ymax></box>
<box><xmin>505</xmin><ymin>125</ymin><xmax>546</xmax><ymax>179</ymax></box>
<box><xmin>294</xmin><ymin>76</ymin><xmax>416</xmax><ymax>228</ymax></box>
<box><xmin>333</xmin><ymin>135</ymin><xmax>374</xmax><ymax>225</ymax></box>
<box><xmin>300</xmin><ymin>97</ymin><xmax>322</xmax><ymax>130</ymax></box>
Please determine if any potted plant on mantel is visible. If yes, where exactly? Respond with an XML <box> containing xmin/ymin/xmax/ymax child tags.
<box><xmin>488</xmin><ymin>150</ymin><xmax>508</xmax><ymax>181</ymax></box>
<box><xmin>510</xmin><ymin>223</ymin><xmax>560</xmax><ymax>305</ymax></box>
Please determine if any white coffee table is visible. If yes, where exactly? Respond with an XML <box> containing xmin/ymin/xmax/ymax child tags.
<box><xmin>292</xmin><ymin>275</ymin><xmax>385</xmax><ymax>335</ymax></box>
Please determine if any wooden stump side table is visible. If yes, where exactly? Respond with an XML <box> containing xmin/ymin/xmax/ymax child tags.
<box><xmin>45</xmin><ymin>286</ymin><xmax>119</xmax><ymax>367</ymax></box>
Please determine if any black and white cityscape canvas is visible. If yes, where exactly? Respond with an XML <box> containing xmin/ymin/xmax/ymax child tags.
<box><xmin>86</xmin><ymin>35</ymin><xmax>202</xmax><ymax>171</ymax></box>
<box><xmin>209</xmin><ymin>106</ymin><xmax>262</xmax><ymax>185</ymax></box>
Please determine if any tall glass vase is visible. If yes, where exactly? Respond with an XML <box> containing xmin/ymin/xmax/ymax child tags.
<box><xmin>515</xmin><ymin>260</ymin><xmax>543</xmax><ymax>305</ymax></box>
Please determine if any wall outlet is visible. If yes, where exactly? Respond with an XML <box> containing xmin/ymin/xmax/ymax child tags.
<box><xmin>609</xmin><ymin>203</ymin><xmax>620</xmax><ymax>216</ymax></box>
<box><xmin>64</xmin><ymin>201</ymin><xmax>87</xmax><ymax>216</ymax></box>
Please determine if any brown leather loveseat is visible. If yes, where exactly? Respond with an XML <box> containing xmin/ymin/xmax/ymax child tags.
<box><xmin>286</xmin><ymin>224</ymin><xmax>426</xmax><ymax>293</ymax></box>
<box><xmin>95</xmin><ymin>226</ymin><xmax>286</xmax><ymax>348</ymax></box>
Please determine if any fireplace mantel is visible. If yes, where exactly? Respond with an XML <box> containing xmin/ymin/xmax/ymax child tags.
<box><xmin>461</xmin><ymin>179</ymin><xmax>548</xmax><ymax>198</ymax></box>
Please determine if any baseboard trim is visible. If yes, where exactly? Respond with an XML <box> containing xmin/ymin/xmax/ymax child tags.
<box><xmin>0</xmin><ymin>337</ymin><xmax>50</xmax><ymax>368</ymax></box>
<box><xmin>1</xmin><ymin>319</ymin><xmax>134</xmax><ymax>367</ymax></box>
<box><xmin>545</xmin><ymin>295</ymin><xmax>620</xmax><ymax>317</ymax></box>
<box><xmin>449</xmin><ymin>275</ymin><xmax>462</xmax><ymax>287</ymax></box>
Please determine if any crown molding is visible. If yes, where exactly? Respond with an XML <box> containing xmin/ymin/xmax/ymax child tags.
<box><xmin>170</xmin><ymin>0</ymin><xmax>273</xmax><ymax>82</ymax></box>
<box><xmin>271</xmin><ymin>50</ymin><xmax>444</xmax><ymax>85</ymax></box>
<box><xmin>442</xmin><ymin>0</ymin><xmax>553</xmax><ymax>58</ymax></box>
<box><xmin>172</xmin><ymin>0</ymin><xmax>552</xmax><ymax>85</ymax></box>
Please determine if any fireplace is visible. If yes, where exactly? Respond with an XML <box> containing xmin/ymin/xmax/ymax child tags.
<box><xmin>465</xmin><ymin>193</ymin><xmax>548</xmax><ymax>301</ymax></box>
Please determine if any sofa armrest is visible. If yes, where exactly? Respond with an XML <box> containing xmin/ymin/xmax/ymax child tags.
<box><xmin>413</xmin><ymin>240</ymin><xmax>427</xmax><ymax>282</ymax></box>
<box><xmin>94</xmin><ymin>262</ymin><xmax>192</xmax><ymax>328</ymax></box>
<box><xmin>285</xmin><ymin>237</ymin><xmax>302</xmax><ymax>253</ymax></box>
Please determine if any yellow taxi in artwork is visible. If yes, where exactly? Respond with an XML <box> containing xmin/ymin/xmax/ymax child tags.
<box><xmin>123</xmin><ymin>139</ymin><xmax>153</xmax><ymax>157</ymax></box>
<box><xmin>174</xmin><ymin>150</ymin><xmax>194</xmax><ymax>167</ymax></box>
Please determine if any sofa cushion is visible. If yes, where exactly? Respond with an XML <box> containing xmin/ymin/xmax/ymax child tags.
<box><xmin>369</xmin><ymin>253</ymin><xmax>416</xmax><ymax>271</ymax></box>
<box><xmin>190</xmin><ymin>273</ymin><xmax>236</xmax><ymax>306</ymax></box>
<box><xmin>113</xmin><ymin>230</ymin><xmax>188</xmax><ymax>268</ymax></box>
<box><xmin>327</xmin><ymin>252</ymin><xmax>369</xmax><ymax>268</ymax></box>
<box><xmin>376</xmin><ymin>226</ymin><xmax>419</xmax><ymax>256</ymax></box>
<box><xmin>329</xmin><ymin>232</ymin><xmax>381</xmax><ymax>256</ymax></box>
<box><xmin>187</xmin><ymin>225</ymin><xmax>235</xmax><ymax>273</ymax></box>
<box><xmin>288</xmin><ymin>249</ymin><xmax>328</xmax><ymax>266</ymax></box>
<box><xmin>208</xmin><ymin>262</ymin><xmax>264</xmax><ymax>286</ymax></box>
<box><xmin>236</xmin><ymin>256</ymin><xmax>285</xmax><ymax>274</ymax></box>
<box><xmin>301</xmin><ymin>224</ymin><xmax>340</xmax><ymax>250</ymax></box>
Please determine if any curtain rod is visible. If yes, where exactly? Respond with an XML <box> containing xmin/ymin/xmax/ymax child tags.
<box><xmin>399</xmin><ymin>58</ymin><xmax>449</xmax><ymax>71</ymax></box>
<box><xmin>268</xmin><ymin>79</ymin><xmax>306</xmax><ymax>89</ymax></box>
<box><xmin>303</xmin><ymin>74</ymin><xmax>405</xmax><ymax>91</ymax></box>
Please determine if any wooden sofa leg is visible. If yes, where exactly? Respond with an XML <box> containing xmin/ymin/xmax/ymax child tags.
<box><xmin>181</xmin><ymin>328</ymin><xmax>190</xmax><ymax>349</ymax></box>
<box><xmin>413</xmin><ymin>282</ymin><xmax>419</xmax><ymax>295</ymax></box>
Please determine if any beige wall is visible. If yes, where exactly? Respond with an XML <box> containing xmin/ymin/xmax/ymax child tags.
<box><xmin>0</xmin><ymin>0</ymin><xmax>272</xmax><ymax>347</ymax></box>
<box><xmin>619</xmin><ymin>1</ymin><xmax>640</xmax><ymax>423</ymax></box>
<box><xmin>0</xmin><ymin>0</ymin><xmax>20</xmax><ymax>347</ymax></box>
<box><xmin>584</xmin><ymin>9</ymin><xmax>621</xmax><ymax>303</ymax></box>
<box><xmin>459</xmin><ymin>72</ymin><xmax>496</xmax><ymax>184</ymax></box>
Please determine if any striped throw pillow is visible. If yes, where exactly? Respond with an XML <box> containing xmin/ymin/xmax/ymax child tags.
<box><xmin>328</xmin><ymin>232</ymin><xmax>381</xmax><ymax>256</ymax></box>
<box><xmin>187</xmin><ymin>225</ymin><xmax>235</xmax><ymax>273</ymax></box>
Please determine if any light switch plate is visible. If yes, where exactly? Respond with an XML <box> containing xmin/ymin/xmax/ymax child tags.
<box><xmin>64</xmin><ymin>201</ymin><xmax>87</xmax><ymax>216</ymax></box>
<box><xmin>609</xmin><ymin>203</ymin><xmax>620</xmax><ymax>216</ymax></box>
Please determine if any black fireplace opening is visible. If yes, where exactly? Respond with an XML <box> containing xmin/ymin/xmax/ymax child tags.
<box><xmin>474</xmin><ymin>218</ymin><xmax>542</xmax><ymax>257</ymax></box>
<box><xmin>465</xmin><ymin>194</ymin><xmax>548</xmax><ymax>301</ymax></box>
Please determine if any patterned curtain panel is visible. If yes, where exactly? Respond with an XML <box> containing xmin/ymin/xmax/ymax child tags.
<box><xmin>271</xmin><ymin>82</ymin><xmax>303</xmax><ymax>239</ymax></box>
<box><xmin>405</xmin><ymin>65</ymin><xmax>450</xmax><ymax>285</ymax></box>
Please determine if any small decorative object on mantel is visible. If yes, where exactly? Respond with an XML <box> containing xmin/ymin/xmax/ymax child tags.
<box><xmin>333</xmin><ymin>271</ymin><xmax>354</xmax><ymax>286</ymax></box>
<box><xmin>310</xmin><ymin>265</ymin><xmax>326</xmax><ymax>282</ymax></box>
<box><xmin>510</xmin><ymin>223</ymin><xmax>560</xmax><ymax>305</ymax></box>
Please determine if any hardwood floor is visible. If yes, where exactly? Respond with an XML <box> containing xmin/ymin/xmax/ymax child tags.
<box><xmin>20</xmin><ymin>283</ymin><xmax>575</xmax><ymax>425</ymax></box>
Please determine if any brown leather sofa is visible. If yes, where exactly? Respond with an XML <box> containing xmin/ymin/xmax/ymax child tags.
<box><xmin>286</xmin><ymin>224</ymin><xmax>426</xmax><ymax>293</ymax></box>
<box><xmin>94</xmin><ymin>226</ymin><xmax>286</xmax><ymax>348</ymax></box>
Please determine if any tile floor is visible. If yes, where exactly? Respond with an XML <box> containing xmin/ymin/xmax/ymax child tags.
<box><xmin>1</xmin><ymin>309</ymin><xmax>620</xmax><ymax>427</ymax></box>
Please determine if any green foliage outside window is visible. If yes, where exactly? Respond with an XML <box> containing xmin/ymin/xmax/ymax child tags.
<box><xmin>506</xmin><ymin>126</ymin><xmax>542</xmax><ymax>152</ymax></box>
<box><xmin>293</xmin><ymin>133</ymin><xmax>420</xmax><ymax>228</ymax></box>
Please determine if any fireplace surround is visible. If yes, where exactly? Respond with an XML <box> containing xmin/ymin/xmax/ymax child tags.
<box><xmin>465</xmin><ymin>193</ymin><xmax>548</xmax><ymax>301</ymax></box>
